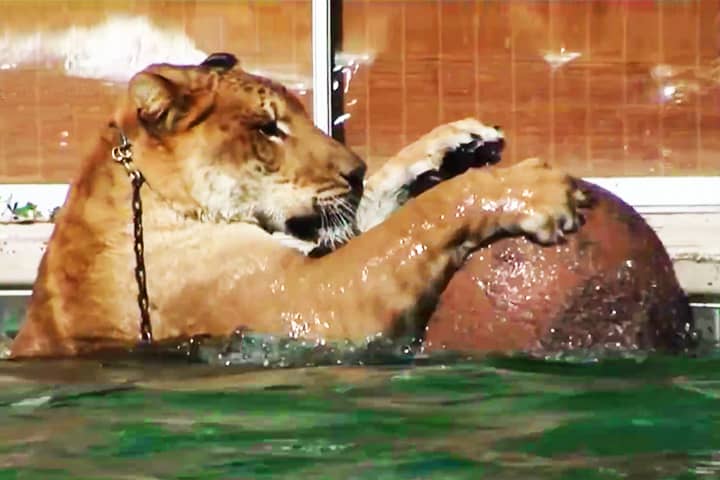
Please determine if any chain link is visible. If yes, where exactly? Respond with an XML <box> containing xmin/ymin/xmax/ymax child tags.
<box><xmin>111</xmin><ymin>128</ymin><xmax>153</xmax><ymax>344</ymax></box>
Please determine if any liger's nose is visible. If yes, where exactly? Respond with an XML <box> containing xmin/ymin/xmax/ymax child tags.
<box><xmin>341</xmin><ymin>164</ymin><xmax>366</xmax><ymax>195</ymax></box>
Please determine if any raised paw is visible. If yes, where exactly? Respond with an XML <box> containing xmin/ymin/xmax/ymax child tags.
<box><xmin>403</xmin><ymin>118</ymin><xmax>505</xmax><ymax>179</ymax></box>
<box><xmin>357</xmin><ymin>118</ymin><xmax>505</xmax><ymax>231</ymax></box>
<box><xmin>408</xmin><ymin>123</ymin><xmax>506</xmax><ymax>197</ymax></box>
<box><xmin>358</xmin><ymin>118</ymin><xmax>506</xmax><ymax>232</ymax></box>
<box><xmin>366</xmin><ymin>118</ymin><xmax>504</xmax><ymax>192</ymax></box>
<box><xmin>500</xmin><ymin>159</ymin><xmax>591</xmax><ymax>245</ymax></box>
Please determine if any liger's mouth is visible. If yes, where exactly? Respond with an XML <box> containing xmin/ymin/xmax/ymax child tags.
<box><xmin>285</xmin><ymin>194</ymin><xmax>360</xmax><ymax>252</ymax></box>
<box><xmin>285</xmin><ymin>212</ymin><xmax>323</xmax><ymax>241</ymax></box>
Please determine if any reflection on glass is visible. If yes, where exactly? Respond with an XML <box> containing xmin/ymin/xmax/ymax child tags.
<box><xmin>0</xmin><ymin>1</ymin><xmax>312</xmax><ymax>183</ymax></box>
<box><xmin>336</xmin><ymin>1</ymin><xmax>720</xmax><ymax>177</ymax></box>
<box><xmin>0</xmin><ymin>16</ymin><xmax>207</xmax><ymax>82</ymax></box>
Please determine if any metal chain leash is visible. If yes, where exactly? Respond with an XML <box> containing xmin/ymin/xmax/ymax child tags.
<box><xmin>111</xmin><ymin>128</ymin><xmax>154</xmax><ymax>344</ymax></box>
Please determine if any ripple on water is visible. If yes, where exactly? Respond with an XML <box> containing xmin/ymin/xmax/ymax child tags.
<box><xmin>1</xmin><ymin>346</ymin><xmax>720</xmax><ymax>479</ymax></box>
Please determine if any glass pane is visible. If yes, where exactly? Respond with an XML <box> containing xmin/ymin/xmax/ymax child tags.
<box><xmin>0</xmin><ymin>0</ymin><xmax>312</xmax><ymax>183</ymax></box>
<box><xmin>336</xmin><ymin>0</ymin><xmax>718</xmax><ymax>177</ymax></box>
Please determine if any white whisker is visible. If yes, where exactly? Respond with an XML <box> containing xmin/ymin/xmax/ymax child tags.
<box><xmin>320</xmin><ymin>207</ymin><xmax>328</xmax><ymax>233</ymax></box>
<box><xmin>313</xmin><ymin>194</ymin><xmax>362</xmax><ymax>252</ymax></box>
<box><xmin>336</xmin><ymin>198</ymin><xmax>356</xmax><ymax>218</ymax></box>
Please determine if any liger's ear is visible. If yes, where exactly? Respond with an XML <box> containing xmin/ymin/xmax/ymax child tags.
<box><xmin>127</xmin><ymin>64</ymin><xmax>219</xmax><ymax>135</ymax></box>
<box><xmin>201</xmin><ymin>52</ymin><xmax>240</xmax><ymax>71</ymax></box>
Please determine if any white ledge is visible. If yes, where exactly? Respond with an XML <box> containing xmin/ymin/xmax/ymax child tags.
<box><xmin>1</xmin><ymin>178</ymin><xmax>719</xmax><ymax>294</ymax></box>
<box><xmin>586</xmin><ymin>177</ymin><xmax>720</xmax><ymax>214</ymax></box>
<box><xmin>2</xmin><ymin>177</ymin><xmax>719</xmax><ymax>218</ymax></box>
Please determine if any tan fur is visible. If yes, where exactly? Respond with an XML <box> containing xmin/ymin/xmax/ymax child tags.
<box><xmin>9</xmin><ymin>57</ymin><xmax>587</xmax><ymax>358</ymax></box>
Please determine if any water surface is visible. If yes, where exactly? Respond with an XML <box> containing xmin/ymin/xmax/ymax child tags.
<box><xmin>1</xmin><ymin>351</ymin><xmax>719</xmax><ymax>480</ymax></box>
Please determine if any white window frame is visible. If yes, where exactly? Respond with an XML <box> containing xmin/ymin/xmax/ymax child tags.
<box><xmin>0</xmin><ymin>0</ymin><xmax>718</xmax><ymax>296</ymax></box>
<box><xmin>312</xmin><ymin>0</ymin><xmax>333</xmax><ymax>135</ymax></box>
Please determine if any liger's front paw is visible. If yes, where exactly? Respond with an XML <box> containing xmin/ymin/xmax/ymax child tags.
<box><xmin>501</xmin><ymin>158</ymin><xmax>591</xmax><ymax>245</ymax></box>
<box><xmin>403</xmin><ymin>118</ymin><xmax>505</xmax><ymax>197</ymax></box>
<box><xmin>359</xmin><ymin>118</ymin><xmax>507</xmax><ymax>232</ymax></box>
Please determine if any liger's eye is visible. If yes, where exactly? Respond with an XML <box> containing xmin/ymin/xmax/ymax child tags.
<box><xmin>258</xmin><ymin>121</ymin><xmax>283</xmax><ymax>138</ymax></box>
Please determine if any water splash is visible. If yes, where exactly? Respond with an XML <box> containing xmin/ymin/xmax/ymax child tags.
<box><xmin>161</xmin><ymin>331</ymin><xmax>424</xmax><ymax>368</ymax></box>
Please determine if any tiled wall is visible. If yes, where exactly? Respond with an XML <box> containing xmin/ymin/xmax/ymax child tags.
<box><xmin>0</xmin><ymin>1</ymin><xmax>718</xmax><ymax>183</ymax></box>
<box><xmin>0</xmin><ymin>0</ymin><xmax>312</xmax><ymax>183</ymax></box>
<box><xmin>340</xmin><ymin>0</ymin><xmax>720</xmax><ymax>177</ymax></box>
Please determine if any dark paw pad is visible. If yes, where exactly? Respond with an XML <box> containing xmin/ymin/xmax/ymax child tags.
<box><xmin>406</xmin><ymin>129</ymin><xmax>506</xmax><ymax>198</ymax></box>
<box><xmin>440</xmin><ymin>133</ymin><xmax>505</xmax><ymax>177</ymax></box>
<box><xmin>407</xmin><ymin>170</ymin><xmax>445</xmax><ymax>197</ymax></box>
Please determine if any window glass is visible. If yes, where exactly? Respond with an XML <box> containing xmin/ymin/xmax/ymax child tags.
<box><xmin>336</xmin><ymin>1</ymin><xmax>718</xmax><ymax>177</ymax></box>
<box><xmin>0</xmin><ymin>0</ymin><xmax>312</xmax><ymax>183</ymax></box>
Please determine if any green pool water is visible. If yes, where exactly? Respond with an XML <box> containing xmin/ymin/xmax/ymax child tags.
<box><xmin>1</xmin><ymin>350</ymin><xmax>720</xmax><ymax>480</ymax></box>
